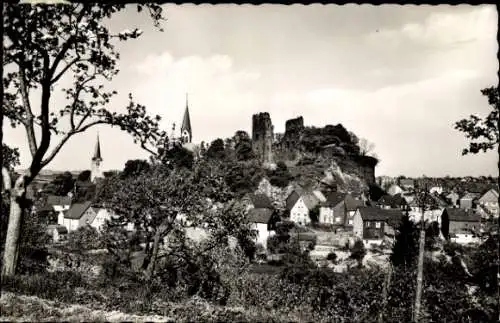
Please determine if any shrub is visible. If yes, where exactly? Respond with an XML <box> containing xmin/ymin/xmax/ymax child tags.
<box><xmin>327</xmin><ymin>252</ymin><xmax>337</xmax><ymax>263</ymax></box>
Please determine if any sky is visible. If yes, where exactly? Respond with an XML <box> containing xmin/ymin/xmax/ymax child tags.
<box><xmin>4</xmin><ymin>4</ymin><xmax>499</xmax><ymax>177</ymax></box>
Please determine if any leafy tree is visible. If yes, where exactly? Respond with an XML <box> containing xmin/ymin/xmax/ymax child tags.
<box><xmin>44</xmin><ymin>171</ymin><xmax>75</xmax><ymax>196</ymax></box>
<box><xmin>2</xmin><ymin>144</ymin><xmax>20</xmax><ymax>172</ymax></box>
<box><xmin>309</xmin><ymin>205</ymin><xmax>320</xmax><ymax>224</ymax></box>
<box><xmin>350</xmin><ymin>240</ymin><xmax>366</xmax><ymax>268</ymax></box>
<box><xmin>205</xmin><ymin>138</ymin><xmax>226</xmax><ymax>160</ymax></box>
<box><xmin>122</xmin><ymin>159</ymin><xmax>151</xmax><ymax>178</ymax></box>
<box><xmin>2</xmin><ymin>3</ymin><xmax>167</xmax><ymax>277</ymax></box>
<box><xmin>77</xmin><ymin>170</ymin><xmax>91</xmax><ymax>182</ymax></box>
<box><xmin>224</xmin><ymin>160</ymin><xmax>264</xmax><ymax>198</ymax></box>
<box><xmin>234</xmin><ymin>131</ymin><xmax>255</xmax><ymax>161</ymax></box>
<box><xmin>455</xmin><ymin>86</ymin><xmax>499</xmax><ymax>155</ymax></box>
<box><xmin>160</xmin><ymin>145</ymin><xmax>194</xmax><ymax>170</ymax></box>
<box><xmin>268</xmin><ymin>161</ymin><xmax>293</xmax><ymax>188</ymax></box>
<box><xmin>390</xmin><ymin>215</ymin><xmax>419</xmax><ymax>268</ymax></box>
<box><xmin>98</xmin><ymin>160</ymin><xmax>254</xmax><ymax>281</ymax></box>
<box><xmin>65</xmin><ymin>225</ymin><xmax>104</xmax><ymax>252</ymax></box>
<box><xmin>358</xmin><ymin>138</ymin><xmax>376</xmax><ymax>157</ymax></box>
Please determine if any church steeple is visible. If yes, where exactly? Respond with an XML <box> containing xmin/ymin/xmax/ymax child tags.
<box><xmin>91</xmin><ymin>134</ymin><xmax>103</xmax><ymax>182</ymax></box>
<box><xmin>92</xmin><ymin>134</ymin><xmax>102</xmax><ymax>161</ymax></box>
<box><xmin>181</xmin><ymin>93</ymin><xmax>192</xmax><ymax>144</ymax></box>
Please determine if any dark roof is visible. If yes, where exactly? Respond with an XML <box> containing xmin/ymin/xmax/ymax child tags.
<box><xmin>47</xmin><ymin>225</ymin><xmax>68</xmax><ymax>234</ymax></box>
<box><xmin>378</xmin><ymin>195</ymin><xmax>393</xmax><ymax>205</ymax></box>
<box><xmin>181</xmin><ymin>98</ymin><xmax>192</xmax><ymax>137</ymax></box>
<box><xmin>37</xmin><ymin>204</ymin><xmax>55</xmax><ymax>213</ymax></box>
<box><xmin>248</xmin><ymin>193</ymin><xmax>273</xmax><ymax>209</ymax></box>
<box><xmin>358</xmin><ymin>207</ymin><xmax>404</xmax><ymax>224</ymax></box>
<box><xmin>93</xmin><ymin>135</ymin><xmax>102</xmax><ymax>160</ymax></box>
<box><xmin>444</xmin><ymin>208</ymin><xmax>481</xmax><ymax>222</ymax></box>
<box><xmin>345</xmin><ymin>194</ymin><xmax>364</xmax><ymax>211</ymax></box>
<box><xmin>285</xmin><ymin>189</ymin><xmax>319</xmax><ymax>211</ymax></box>
<box><xmin>46</xmin><ymin>195</ymin><xmax>72</xmax><ymax>206</ymax></box>
<box><xmin>323</xmin><ymin>192</ymin><xmax>346</xmax><ymax>207</ymax></box>
<box><xmin>65</xmin><ymin>201</ymin><xmax>92</xmax><ymax>220</ymax></box>
<box><xmin>461</xmin><ymin>192</ymin><xmax>480</xmax><ymax>200</ymax></box>
<box><xmin>248</xmin><ymin>208</ymin><xmax>274</xmax><ymax>224</ymax></box>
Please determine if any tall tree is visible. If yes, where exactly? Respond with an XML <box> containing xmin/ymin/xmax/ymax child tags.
<box><xmin>205</xmin><ymin>138</ymin><xmax>226</xmax><ymax>160</ymax></box>
<box><xmin>98</xmin><ymin>160</ymin><xmax>253</xmax><ymax>281</ymax></box>
<box><xmin>122</xmin><ymin>159</ymin><xmax>151</xmax><ymax>178</ymax></box>
<box><xmin>2</xmin><ymin>3</ymin><xmax>167</xmax><ymax>277</ymax></box>
<box><xmin>44</xmin><ymin>171</ymin><xmax>74</xmax><ymax>196</ymax></box>
<box><xmin>390</xmin><ymin>215</ymin><xmax>419</xmax><ymax>268</ymax></box>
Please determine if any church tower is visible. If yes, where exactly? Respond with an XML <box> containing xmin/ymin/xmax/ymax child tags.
<box><xmin>180</xmin><ymin>93</ymin><xmax>192</xmax><ymax>144</ymax></box>
<box><xmin>90</xmin><ymin>134</ymin><xmax>103</xmax><ymax>183</ymax></box>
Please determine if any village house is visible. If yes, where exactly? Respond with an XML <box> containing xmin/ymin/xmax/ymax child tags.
<box><xmin>319</xmin><ymin>192</ymin><xmax>347</xmax><ymax>226</ymax></box>
<box><xmin>60</xmin><ymin>201</ymin><xmax>131</xmax><ymax>232</ymax></box>
<box><xmin>247</xmin><ymin>208</ymin><xmax>280</xmax><ymax>249</ymax></box>
<box><xmin>440</xmin><ymin>208</ymin><xmax>481</xmax><ymax>242</ymax></box>
<box><xmin>285</xmin><ymin>188</ymin><xmax>320</xmax><ymax>225</ymax></box>
<box><xmin>376</xmin><ymin>194</ymin><xmax>408</xmax><ymax>210</ymax></box>
<box><xmin>352</xmin><ymin>207</ymin><xmax>404</xmax><ymax>244</ymax></box>
<box><xmin>344</xmin><ymin>194</ymin><xmax>365</xmax><ymax>228</ymax></box>
<box><xmin>446</xmin><ymin>191</ymin><xmax>460</xmax><ymax>207</ymax></box>
<box><xmin>46</xmin><ymin>224</ymin><xmax>68</xmax><ymax>242</ymax></box>
<box><xmin>477</xmin><ymin>188</ymin><xmax>499</xmax><ymax>218</ymax></box>
<box><xmin>242</xmin><ymin>193</ymin><xmax>274</xmax><ymax>212</ymax></box>
<box><xmin>47</xmin><ymin>195</ymin><xmax>72</xmax><ymax>221</ymax></box>
<box><xmin>387</xmin><ymin>184</ymin><xmax>403</xmax><ymax>196</ymax></box>
<box><xmin>459</xmin><ymin>192</ymin><xmax>479</xmax><ymax>210</ymax></box>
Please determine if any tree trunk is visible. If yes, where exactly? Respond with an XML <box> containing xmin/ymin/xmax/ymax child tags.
<box><xmin>2</xmin><ymin>176</ymin><xmax>26</xmax><ymax>277</ymax></box>
<box><xmin>413</xmin><ymin>213</ymin><xmax>426</xmax><ymax>322</ymax></box>
<box><xmin>144</xmin><ymin>230</ymin><xmax>162</xmax><ymax>281</ymax></box>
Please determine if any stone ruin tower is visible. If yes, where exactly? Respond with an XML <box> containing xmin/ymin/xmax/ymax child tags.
<box><xmin>252</xmin><ymin>112</ymin><xmax>274</xmax><ymax>164</ymax></box>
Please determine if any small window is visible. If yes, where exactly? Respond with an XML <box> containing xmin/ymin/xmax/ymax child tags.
<box><xmin>348</xmin><ymin>220</ymin><xmax>353</xmax><ymax>225</ymax></box>
<box><xmin>365</xmin><ymin>221</ymin><xmax>370</xmax><ymax>227</ymax></box>
<box><xmin>375</xmin><ymin>222</ymin><xmax>381</xmax><ymax>228</ymax></box>
<box><xmin>335</xmin><ymin>217</ymin><xmax>341</xmax><ymax>223</ymax></box>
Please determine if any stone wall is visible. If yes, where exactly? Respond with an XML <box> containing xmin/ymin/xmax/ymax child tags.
<box><xmin>252</xmin><ymin>112</ymin><xmax>274</xmax><ymax>164</ymax></box>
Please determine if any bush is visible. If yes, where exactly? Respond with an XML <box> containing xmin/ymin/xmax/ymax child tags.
<box><xmin>327</xmin><ymin>252</ymin><xmax>337</xmax><ymax>263</ymax></box>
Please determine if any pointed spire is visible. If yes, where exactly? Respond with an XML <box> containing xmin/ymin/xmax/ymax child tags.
<box><xmin>93</xmin><ymin>133</ymin><xmax>102</xmax><ymax>160</ymax></box>
<box><xmin>181</xmin><ymin>93</ymin><xmax>192</xmax><ymax>141</ymax></box>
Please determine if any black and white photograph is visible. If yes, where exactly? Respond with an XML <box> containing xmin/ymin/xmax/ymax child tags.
<box><xmin>1</xmin><ymin>3</ymin><xmax>498</xmax><ymax>322</ymax></box>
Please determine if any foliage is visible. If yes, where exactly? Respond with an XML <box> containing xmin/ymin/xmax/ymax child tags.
<box><xmin>72</xmin><ymin>181</ymin><xmax>96</xmax><ymax>203</ymax></box>
<box><xmin>390</xmin><ymin>215</ymin><xmax>419</xmax><ymax>268</ymax></box>
<box><xmin>44</xmin><ymin>171</ymin><xmax>75</xmax><ymax>196</ymax></box>
<box><xmin>369</xmin><ymin>183</ymin><xmax>387</xmax><ymax>201</ymax></box>
<box><xmin>326</xmin><ymin>252</ymin><xmax>337</xmax><ymax>263</ymax></box>
<box><xmin>267</xmin><ymin>161</ymin><xmax>293</xmax><ymax>188</ymax></box>
<box><xmin>234</xmin><ymin>133</ymin><xmax>255</xmax><ymax>161</ymax></box>
<box><xmin>223</xmin><ymin>160</ymin><xmax>264</xmax><ymax>198</ymax></box>
<box><xmin>2</xmin><ymin>144</ymin><xmax>20</xmax><ymax>171</ymax></box>
<box><xmin>470</xmin><ymin>234</ymin><xmax>499</xmax><ymax>295</ymax></box>
<box><xmin>299</xmin><ymin>124</ymin><xmax>361</xmax><ymax>155</ymax></box>
<box><xmin>122</xmin><ymin>159</ymin><xmax>151</xmax><ymax>178</ymax></box>
<box><xmin>455</xmin><ymin>86</ymin><xmax>499</xmax><ymax>155</ymax></box>
<box><xmin>309</xmin><ymin>205</ymin><xmax>320</xmax><ymax>224</ymax></box>
<box><xmin>350</xmin><ymin>240</ymin><xmax>366</xmax><ymax>267</ymax></box>
<box><xmin>2</xmin><ymin>3</ymin><xmax>168</xmax><ymax>277</ymax></box>
<box><xmin>205</xmin><ymin>138</ymin><xmax>226</xmax><ymax>160</ymax></box>
<box><xmin>77</xmin><ymin>170</ymin><xmax>91</xmax><ymax>182</ymax></box>
<box><xmin>98</xmin><ymin>160</ymin><xmax>254</xmax><ymax>282</ymax></box>
<box><xmin>65</xmin><ymin>226</ymin><xmax>104</xmax><ymax>252</ymax></box>
<box><xmin>160</xmin><ymin>145</ymin><xmax>194</xmax><ymax>170</ymax></box>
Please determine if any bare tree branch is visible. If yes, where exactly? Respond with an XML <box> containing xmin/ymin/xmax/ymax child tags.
<box><xmin>51</xmin><ymin>56</ymin><xmax>81</xmax><ymax>84</ymax></box>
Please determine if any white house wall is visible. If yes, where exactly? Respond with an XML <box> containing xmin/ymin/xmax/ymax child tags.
<box><xmin>290</xmin><ymin>198</ymin><xmax>310</xmax><ymax>225</ymax></box>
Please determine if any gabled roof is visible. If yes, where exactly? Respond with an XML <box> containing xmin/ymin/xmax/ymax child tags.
<box><xmin>285</xmin><ymin>189</ymin><xmax>319</xmax><ymax>211</ymax></box>
<box><xmin>248</xmin><ymin>208</ymin><xmax>274</xmax><ymax>224</ymax></box>
<box><xmin>479</xmin><ymin>188</ymin><xmax>499</xmax><ymax>201</ymax></box>
<box><xmin>323</xmin><ymin>192</ymin><xmax>346</xmax><ymax>207</ymax></box>
<box><xmin>358</xmin><ymin>207</ymin><xmax>404</xmax><ymax>225</ymax></box>
<box><xmin>47</xmin><ymin>224</ymin><xmax>68</xmax><ymax>234</ymax></box>
<box><xmin>345</xmin><ymin>194</ymin><xmax>364</xmax><ymax>211</ymax></box>
<box><xmin>248</xmin><ymin>193</ymin><xmax>273</xmax><ymax>209</ymax></box>
<box><xmin>65</xmin><ymin>201</ymin><xmax>92</xmax><ymax>220</ymax></box>
<box><xmin>444</xmin><ymin>208</ymin><xmax>481</xmax><ymax>222</ymax></box>
<box><xmin>181</xmin><ymin>95</ymin><xmax>192</xmax><ymax>137</ymax></box>
<box><xmin>93</xmin><ymin>135</ymin><xmax>102</xmax><ymax>160</ymax></box>
<box><xmin>46</xmin><ymin>195</ymin><xmax>72</xmax><ymax>207</ymax></box>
